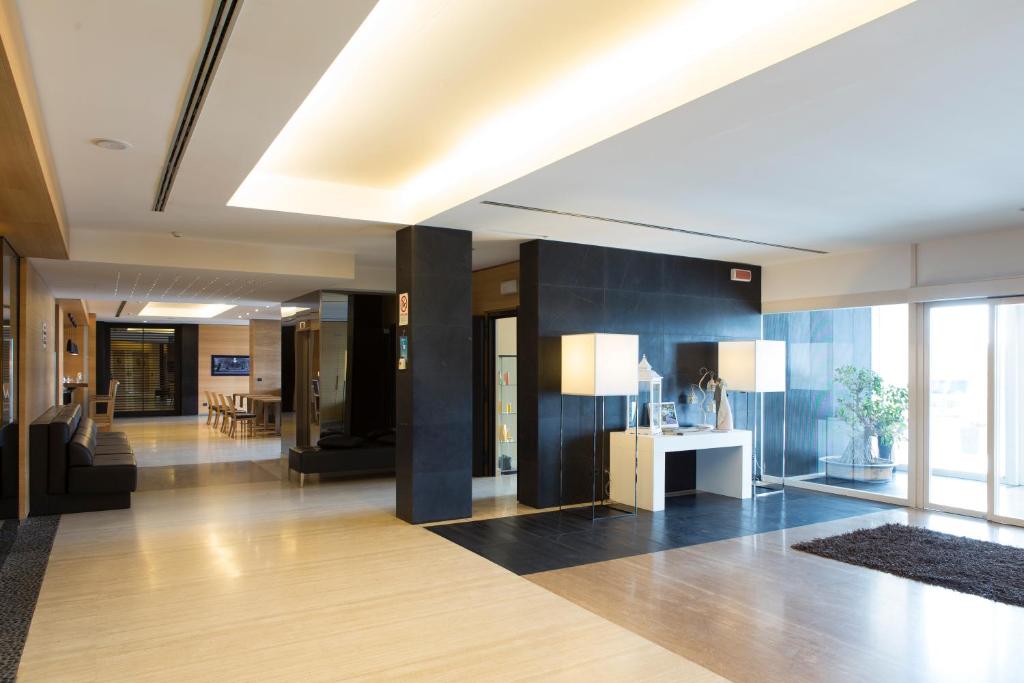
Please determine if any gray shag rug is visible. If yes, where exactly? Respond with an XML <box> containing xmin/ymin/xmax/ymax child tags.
<box><xmin>0</xmin><ymin>516</ymin><xmax>60</xmax><ymax>682</ymax></box>
<box><xmin>793</xmin><ymin>523</ymin><xmax>1024</xmax><ymax>608</ymax></box>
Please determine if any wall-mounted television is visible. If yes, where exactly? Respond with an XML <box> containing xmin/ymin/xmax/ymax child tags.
<box><xmin>211</xmin><ymin>355</ymin><xmax>250</xmax><ymax>377</ymax></box>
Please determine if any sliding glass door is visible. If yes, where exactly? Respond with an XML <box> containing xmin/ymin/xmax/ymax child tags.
<box><xmin>925</xmin><ymin>303</ymin><xmax>989</xmax><ymax>514</ymax></box>
<box><xmin>994</xmin><ymin>302</ymin><xmax>1024</xmax><ymax>525</ymax></box>
<box><xmin>924</xmin><ymin>299</ymin><xmax>1024</xmax><ymax>526</ymax></box>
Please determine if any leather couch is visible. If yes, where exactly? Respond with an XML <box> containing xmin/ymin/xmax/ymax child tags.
<box><xmin>30</xmin><ymin>404</ymin><xmax>137</xmax><ymax>515</ymax></box>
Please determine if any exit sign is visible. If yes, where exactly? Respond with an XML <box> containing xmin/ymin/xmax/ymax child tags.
<box><xmin>730</xmin><ymin>268</ymin><xmax>753</xmax><ymax>283</ymax></box>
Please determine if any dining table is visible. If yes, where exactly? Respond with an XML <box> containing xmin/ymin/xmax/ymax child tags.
<box><xmin>232</xmin><ymin>392</ymin><xmax>283</xmax><ymax>435</ymax></box>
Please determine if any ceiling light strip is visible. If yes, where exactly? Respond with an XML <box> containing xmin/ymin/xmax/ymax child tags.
<box><xmin>480</xmin><ymin>201</ymin><xmax>827</xmax><ymax>254</ymax></box>
<box><xmin>152</xmin><ymin>0</ymin><xmax>243</xmax><ymax>211</ymax></box>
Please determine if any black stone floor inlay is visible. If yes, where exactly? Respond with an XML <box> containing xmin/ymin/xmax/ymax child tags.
<box><xmin>1</xmin><ymin>515</ymin><xmax>60</xmax><ymax>681</ymax></box>
<box><xmin>428</xmin><ymin>489</ymin><xmax>896</xmax><ymax>575</ymax></box>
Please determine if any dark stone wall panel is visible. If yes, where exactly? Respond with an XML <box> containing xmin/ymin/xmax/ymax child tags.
<box><xmin>518</xmin><ymin>240</ymin><xmax>762</xmax><ymax>508</ymax></box>
<box><xmin>395</xmin><ymin>226</ymin><xmax>472</xmax><ymax>524</ymax></box>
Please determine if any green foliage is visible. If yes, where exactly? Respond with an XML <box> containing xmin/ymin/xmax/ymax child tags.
<box><xmin>834</xmin><ymin>365</ymin><xmax>909</xmax><ymax>464</ymax></box>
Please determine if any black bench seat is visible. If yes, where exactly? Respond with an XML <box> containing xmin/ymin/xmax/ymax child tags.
<box><xmin>30</xmin><ymin>404</ymin><xmax>137</xmax><ymax>515</ymax></box>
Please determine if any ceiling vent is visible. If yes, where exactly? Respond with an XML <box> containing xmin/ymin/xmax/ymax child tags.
<box><xmin>480</xmin><ymin>201</ymin><xmax>826</xmax><ymax>255</ymax></box>
<box><xmin>152</xmin><ymin>0</ymin><xmax>243</xmax><ymax>211</ymax></box>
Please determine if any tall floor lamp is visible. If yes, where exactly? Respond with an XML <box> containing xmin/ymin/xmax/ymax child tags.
<box><xmin>560</xmin><ymin>333</ymin><xmax>639</xmax><ymax>519</ymax></box>
<box><xmin>718</xmin><ymin>340</ymin><xmax>787</xmax><ymax>497</ymax></box>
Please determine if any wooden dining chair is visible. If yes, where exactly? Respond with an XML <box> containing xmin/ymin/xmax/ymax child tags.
<box><xmin>205</xmin><ymin>390</ymin><xmax>222</xmax><ymax>426</ymax></box>
<box><xmin>219</xmin><ymin>393</ymin><xmax>255</xmax><ymax>437</ymax></box>
<box><xmin>89</xmin><ymin>380</ymin><xmax>119</xmax><ymax>432</ymax></box>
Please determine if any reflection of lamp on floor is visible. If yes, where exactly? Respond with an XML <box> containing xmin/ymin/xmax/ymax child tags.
<box><xmin>560</xmin><ymin>333</ymin><xmax>639</xmax><ymax>519</ymax></box>
<box><xmin>718</xmin><ymin>340</ymin><xmax>787</xmax><ymax>496</ymax></box>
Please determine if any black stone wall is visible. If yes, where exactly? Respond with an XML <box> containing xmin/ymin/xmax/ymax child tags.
<box><xmin>395</xmin><ymin>226</ymin><xmax>473</xmax><ymax>523</ymax></box>
<box><xmin>518</xmin><ymin>240</ymin><xmax>762</xmax><ymax>508</ymax></box>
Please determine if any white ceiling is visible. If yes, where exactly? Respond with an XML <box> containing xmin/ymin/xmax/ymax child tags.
<box><xmin>30</xmin><ymin>258</ymin><xmax>369</xmax><ymax>324</ymax></box>
<box><xmin>13</xmin><ymin>0</ymin><xmax>1024</xmax><ymax>308</ymax></box>
<box><xmin>430</xmin><ymin>0</ymin><xmax>1024</xmax><ymax>264</ymax></box>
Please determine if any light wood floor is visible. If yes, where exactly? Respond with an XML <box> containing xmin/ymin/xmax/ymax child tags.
<box><xmin>116</xmin><ymin>414</ymin><xmax>282</xmax><ymax>467</ymax></box>
<box><xmin>529</xmin><ymin>507</ymin><xmax>1024</xmax><ymax>683</ymax></box>
<box><xmin>19</xmin><ymin>476</ymin><xmax>719</xmax><ymax>681</ymax></box>
<box><xmin>23</xmin><ymin>415</ymin><xmax>1024</xmax><ymax>681</ymax></box>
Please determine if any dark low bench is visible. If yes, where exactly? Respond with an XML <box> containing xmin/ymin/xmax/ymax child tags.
<box><xmin>288</xmin><ymin>429</ymin><xmax>395</xmax><ymax>485</ymax></box>
<box><xmin>30</xmin><ymin>404</ymin><xmax>137</xmax><ymax>515</ymax></box>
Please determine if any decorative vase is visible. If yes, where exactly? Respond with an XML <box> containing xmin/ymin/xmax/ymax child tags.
<box><xmin>717</xmin><ymin>386</ymin><xmax>734</xmax><ymax>431</ymax></box>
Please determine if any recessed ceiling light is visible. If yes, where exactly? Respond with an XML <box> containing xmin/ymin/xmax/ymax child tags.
<box><xmin>230</xmin><ymin>0</ymin><xmax>910</xmax><ymax>224</ymax></box>
<box><xmin>91</xmin><ymin>138</ymin><xmax>131</xmax><ymax>151</ymax></box>
<box><xmin>281</xmin><ymin>306</ymin><xmax>309</xmax><ymax>317</ymax></box>
<box><xmin>138</xmin><ymin>302</ymin><xmax>235</xmax><ymax>318</ymax></box>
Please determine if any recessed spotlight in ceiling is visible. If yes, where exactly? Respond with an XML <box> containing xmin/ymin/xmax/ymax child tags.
<box><xmin>91</xmin><ymin>138</ymin><xmax>131</xmax><ymax>151</ymax></box>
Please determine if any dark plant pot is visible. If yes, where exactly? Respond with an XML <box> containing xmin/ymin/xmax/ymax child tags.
<box><xmin>878</xmin><ymin>440</ymin><xmax>893</xmax><ymax>461</ymax></box>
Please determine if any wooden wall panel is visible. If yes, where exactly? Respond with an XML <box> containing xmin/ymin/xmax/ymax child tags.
<box><xmin>472</xmin><ymin>262</ymin><xmax>519</xmax><ymax>315</ymax></box>
<box><xmin>198</xmin><ymin>324</ymin><xmax>249</xmax><ymax>412</ymax></box>
<box><xmin>17</xmin><ymin>260</ymin><xmax>56</xmax><ymax>516</ymax></box>
<box><xmin>248</xmin><ymin>319</ymin><xmax>281</xmax><ymax>395</ymax></box>
<box><xmin>0</xmin><ymin>8</ymin><xmax>68</xmax><ymax>258</ymax></box>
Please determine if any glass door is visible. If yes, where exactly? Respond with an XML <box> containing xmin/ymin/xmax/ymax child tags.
<box><xmin>924</xmin><ymin>299</ymin><xmax>1024</xmax><ymax>527</ymax></box>
<box><xmin>109</xmin><ymin>326</ymin><xmax>179</xmax><ymax>415</ymax></box>
<box><xmin>925</xmin><ymin>303</ymin><xmax>990</xmax><ymax>514</ymax></box>
<box><xmin>994</xmin><ymin>301</ymin><xmax>1024</xmax><ymax>525</ymax></box>
<box><xmin>494</xmin><ymin>316</ymin><xmax>517</xmax><ymax>474</ymax></box>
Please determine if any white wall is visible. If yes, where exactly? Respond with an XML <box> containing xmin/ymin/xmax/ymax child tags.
<box><xmin>763</xmin><ymin>226</ymin><xmax>1024</xmax><ymax>311</ymax></box>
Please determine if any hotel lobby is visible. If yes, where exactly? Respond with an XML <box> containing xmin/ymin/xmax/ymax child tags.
<box><xmin>2</xmin><ymin>1</ymin><xmax>1024</xmax><ymax>681</ymax></box>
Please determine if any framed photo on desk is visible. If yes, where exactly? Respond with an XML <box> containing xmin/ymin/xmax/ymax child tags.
<box><xmin>651</xmin><ymin>401</ymin><xmax>678</xmax><ymax>430</ymax></box>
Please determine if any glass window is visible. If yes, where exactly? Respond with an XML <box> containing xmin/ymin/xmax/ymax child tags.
<box><xmin>764</xmin><ymin>304</ymin><xmax>909</xmax><ymax>500</ymax></box>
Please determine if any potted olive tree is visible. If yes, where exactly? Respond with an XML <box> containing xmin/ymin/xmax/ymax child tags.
<box><xmin>822</xmin><ymin>366</ymin><xmax>909</xmax><ymax>482</ymax></box>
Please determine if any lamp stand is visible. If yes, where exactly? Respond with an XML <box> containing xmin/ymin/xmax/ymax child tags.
<box><xmin>560</xmin><ymin>394</ymin><xmax>638</xmax><ymax>520</ymax></box>
<box><xmin>752</xmin><ymin>391</ymin><xmax>787</xmax><ymax>497</ymax></box>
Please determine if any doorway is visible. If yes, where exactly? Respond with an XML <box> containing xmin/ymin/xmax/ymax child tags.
<box><xmin>924</xmin><ymin>299</ymin><xmax>1024</xmax><ymax>526</ymax></box>
<box><xmin>108</xmin><ymin>325</ymin><xmax>179</xmax><ymax>415</ymax></box>
<box><xmin>494</xmin><ymin>316</ymin><xmax>517</xmax><ymax>475</ymax></box>
<box><xmin>472</xmin><ymin>311</ymin><xmax>517</xmax><ymax>478</ymax></box>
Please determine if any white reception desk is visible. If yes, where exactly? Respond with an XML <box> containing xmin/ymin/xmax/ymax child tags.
<box><xmin>609</xmin><ymin>430</ymin><xmax>752</xmax><ymax>511</ymax></box>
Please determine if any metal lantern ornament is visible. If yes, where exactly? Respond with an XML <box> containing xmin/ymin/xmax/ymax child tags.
<box><xmin>637</xmin><ymin>355</ymin><xmax>663</xmax><ymax>435</ymax></box>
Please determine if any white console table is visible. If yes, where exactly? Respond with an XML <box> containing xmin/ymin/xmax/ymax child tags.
<box><xmin>609</xmin><ymin>430</ymin><xmax>752</xmax><ymax>511</ymax></box>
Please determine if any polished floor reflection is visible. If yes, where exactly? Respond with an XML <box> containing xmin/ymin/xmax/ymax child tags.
<box><xmin>19</xmin><ymin>477</ymin><xmax>718</xmax><ymax>682</ymax></box>
<box><xmin>117</xmin><ymin>414</ymin><xmax>282</xmax><ymax>467</ymax></box>
<box><xmin>529</xmin><ymin>509</ymin><xmax>1024</xmax><ymax>683</ymax></box>
<box><xmin>21</xmin><ymin>414</ymin><xmax>1024</xmax><ymax>682</ymax></box>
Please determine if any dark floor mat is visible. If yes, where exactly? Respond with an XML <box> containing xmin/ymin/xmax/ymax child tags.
<box><xmin>793</xmin><ymin>523</ymin><xmax>1024</xmax><ymax>608</ymax></box>
<box><xmin>0</xmin><ymin>516</ymin><xmax>60</xmax><ymax>681</ymax></box>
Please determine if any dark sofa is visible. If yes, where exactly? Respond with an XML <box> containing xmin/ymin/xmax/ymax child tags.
<box><xmin>288</xmin><ymin>428</ymin><xmax>394</xmax><ymax>485</ymax></box>
<box><xmin>30</xmin><ymin>404</ymin><xmax>137</xmax><ymax>515</ymax></box>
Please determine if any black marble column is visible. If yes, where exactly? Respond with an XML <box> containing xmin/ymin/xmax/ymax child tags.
<box><xmin>395</xmin><ymin>225</ymin><xmax>473</xmax><ymax>523</ymax></box>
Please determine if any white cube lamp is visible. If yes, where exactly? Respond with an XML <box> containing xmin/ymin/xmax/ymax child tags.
<box><xmin>717</xmin><ymin>340</ymin><xmax>787</xmax><ymax>495</ymax></box>
<box><xmin>717</xmin><ymin>340</ymin><xmax>786</xmax><ymax>393</ymax></box>
<box><xmin>560</xmin><ymin>333</ymin><xmax>640</xmax><ymax>518</ymax></box>
<box><xmin>561</xmin><ymin>333</ymin><xmax>639</xmax><ymax>397</ymax></box>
